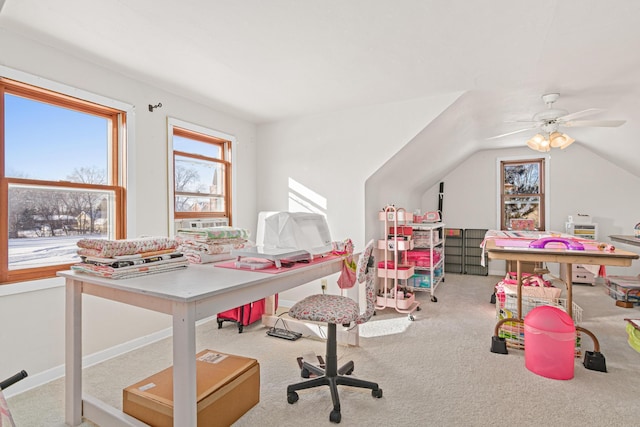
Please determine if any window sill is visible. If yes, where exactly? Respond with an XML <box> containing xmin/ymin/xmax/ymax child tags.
<box><xmin>0</xmin><ymin>276</ymin><xmax>64</xmax><ymax>296</ymax></box>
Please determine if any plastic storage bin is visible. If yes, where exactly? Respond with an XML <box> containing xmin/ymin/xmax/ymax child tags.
<box><xmin>524</xmin><ymin>305</ymin><xmax>576</xmax><ymax>380</ymax></box>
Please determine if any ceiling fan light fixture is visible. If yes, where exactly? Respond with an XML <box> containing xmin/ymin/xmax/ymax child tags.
<box><xmin>526</xmin><ymin>132</ymin><xmax>573</xmax><ymax>152</ymax></box>
<box><xmin>549</xmin><ymin>132</ymin><xmax>575</xmax><ymax>149</ymax></box>
<box><xmin>549</xmin><ymin>131</ymin><xmax>565</xmax><ymax>148</ymax></box>
<box><xmin>559</xmin><ymin>135</ymin><xmax>575</xmax><ymax>149</ymax></box>
<box><xmin>526</xmin><ymin>134</ymin><xmax>544</xmax><ymax>151</ymax></box>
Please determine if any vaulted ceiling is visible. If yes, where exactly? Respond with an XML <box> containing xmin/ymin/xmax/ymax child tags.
<box><xmin>2</xmin><ymin>0</ymin><xmax>640</xmax><ymax>177</ymax></box>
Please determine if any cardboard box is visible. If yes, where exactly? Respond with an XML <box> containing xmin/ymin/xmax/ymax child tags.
<box><xmin>123</xmin><ymin>349</ymin><xmax>259</xmax><ymax>427</ymax></box>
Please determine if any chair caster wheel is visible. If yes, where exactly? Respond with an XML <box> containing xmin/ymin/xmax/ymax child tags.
<box><xmin>217</xmin><ymin>320</ymin><xmax>223</xmax><ymax>329</ymax></box>
<box><xmin>301</xmin><ymin>368</ymin><xmax>310</xmax><ymax>378</ymax></box>
<box><xmin>372</xmin><ymin>388</ymin><xmax>383</xmax><ymax>398</ymax></box>
<box><xmin>431</xmin><ymin>296</ymin><xmax>438</xmax><ymax>302</ymax></box>
<box><xmin>408</xmin><ymin>314</ymin><xmax>415</xmax><ymax>321</ymax></box>
<box><xmin>344</xmin><ymin>367</ymin><xmax>354</xmax><ymax>375</ymax></box>
<box><xmin>330</xmin><ymin>409</ymin><xmax>341</xmax><ymax>423</ymax></box>
<box><xmin>287</xmin><ymin>391</ymin><xmax>299</xmax><ymax>404</ymax></box>
<box><xmin>416</xmin><ymin>306</ymin><xmax>421</xmax><ymax>311</ymax></box>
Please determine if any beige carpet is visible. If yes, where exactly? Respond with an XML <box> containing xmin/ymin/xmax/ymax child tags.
<box><xmin>7</xmin><ymin>273</ymin><xmax>640</xmax><ymax>426</ymax></box>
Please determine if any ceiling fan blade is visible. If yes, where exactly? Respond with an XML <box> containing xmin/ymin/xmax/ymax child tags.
<box><xmin>486</xmin><ymin>127</ymin><xmax>537</xmax><ymax>140</ymax></box>
<box><xmin>557</xmin><ymin>108</ymin><xmax>603</xmax><ymax>121</ymax></box>
<box><xmin>563</xmin><ymin>119</ymin><xmax>626</xmax><ymax>128</ymax></box>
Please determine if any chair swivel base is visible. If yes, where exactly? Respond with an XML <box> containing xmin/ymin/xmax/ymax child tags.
<box><xmin>286</xmin><ymin>323</ymin><xmax>382</xmax><ymax>423</ymax></box>
<box><xmin>287</xmin><ymin>371</ymin><xmax>383</xmax><ymax>424</ymax></box>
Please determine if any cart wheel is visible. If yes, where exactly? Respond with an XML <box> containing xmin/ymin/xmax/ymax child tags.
<box><xmin>330</xmin><ymin>409</ymin><xmax>341</xmax><ymax>423</ymax></box>
<box><xmin>408</xmin><ymin>314</ymin><xmax>415</xmax><ymax>321</ymax></box>
<box><xmin>287</xmin><ymin>391</ymin><xmax>299</xmax><ymax>404</ymax></box>
<box><xmin>431</xmin><ymin>296</ymin><xmax>438</xmax><ymax>302</ymax></box>
<box><xmin>301</xmin><ymin>368</ymin><xmax>310</xmax><ymax>378</ymax></box>
<box><xmin>372</xmin><ymin>388</ymin><xmax>383</xmax><ymax>398</ymax></box>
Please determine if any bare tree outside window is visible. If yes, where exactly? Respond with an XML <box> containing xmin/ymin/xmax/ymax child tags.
<box><xmin>500</xmin><ymin>159</ymin><xmax>545</xmax><ymax>231</ymax></box>
<box><xmin>1</xmin><ymin>79</ymin><xmax>125</xmax><ymax>283</ymax></box>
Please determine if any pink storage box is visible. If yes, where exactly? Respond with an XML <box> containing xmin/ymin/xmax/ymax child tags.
<box><xmin>378</xmin><ymin>261</ymin><xmax>412</xmax><ymax>270</ymax></box>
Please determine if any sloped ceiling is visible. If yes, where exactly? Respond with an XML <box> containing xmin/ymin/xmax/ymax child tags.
<box><xmin>1</xmin><ymin>0</ymin><xmax>640</xmax><ymax>178</ymax></box>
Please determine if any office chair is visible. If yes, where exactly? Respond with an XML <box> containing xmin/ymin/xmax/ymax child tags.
<box><xmin>286</xmin><ymin>240</ymin><xmax>382</xmax><ymax>423</ymax></box>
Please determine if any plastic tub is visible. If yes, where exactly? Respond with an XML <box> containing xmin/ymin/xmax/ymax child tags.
<box><xmin>524</xmin><ymin>305</ymin><xmax>576</xmax><ymax>380</ymax></box>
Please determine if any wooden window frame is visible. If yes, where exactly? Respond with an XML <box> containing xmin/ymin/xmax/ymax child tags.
<box><xmin>0</xmin><ymin>78</ymin><xmax>126</xmax><ymax>284</ymax></box>
<box><xmin>500</xmin><ymin>158</ymin><xmax>546</xmax><ymax>231</ymax></box>
<box><xmin>171</xmin><ymin>126</ymin><xmax>232</xmax><ymax>222</ymax></box>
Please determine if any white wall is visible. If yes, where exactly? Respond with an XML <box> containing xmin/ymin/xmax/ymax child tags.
<box><xmin>421</xmin><ymin>145</ymin><xmax>640</xmax><ymax>276</ymax></box>
<box><xmin>255</xmin><ymin>95</ymin><xmax>457</xmax><ymax>303</ymax></box>
<box><xmin>0</xmin><ymin>29</ymin><xmax>257</xmax><ymax>394</ymax></box>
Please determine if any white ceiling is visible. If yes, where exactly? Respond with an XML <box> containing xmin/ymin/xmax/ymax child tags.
<box><xmin>1</xmin><ymin>0</ymin><xmax>640</xmax><ymax>176</ymax></box>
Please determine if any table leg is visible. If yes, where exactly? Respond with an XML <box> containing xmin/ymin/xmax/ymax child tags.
<box><xmin>65</xmin><ymin>279</ymin><xmax>83</xmax><ymax>426</ymax></box>
<box><xmin>172</xmin><ymin>302</ymin><xmax>197</xmax><ymax>426</ymax></box>
<box><xmin>566</xmin><ymin>263</ymin><xmax>573</xmax><ymax>318</ymax></box>
<box><xmin>265</xmin><ymin>294</ymin><xmax>277</xmax><ymax>316</ymax></box>
<box><xmin>517</xmin><ymin>260</ymin><xmax>522</xmax><ymax>319</ymax></box>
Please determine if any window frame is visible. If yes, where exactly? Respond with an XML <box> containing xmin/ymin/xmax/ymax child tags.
<box><xmin>0</xmin><ymin>76</ymin><xmax>127</xmax><ymax>284</ymax></box>
<box><xmin>167</xmin><ymin>118</ymin><xmax>234</xmax><ymax>230</ymax></box>
<box><xmin>497</xmin><ymin>156</ymin><xmax>549</xmax><ymax>231</ymax></box>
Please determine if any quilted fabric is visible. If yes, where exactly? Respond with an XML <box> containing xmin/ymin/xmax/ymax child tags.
<box><xmin>77</xmin><ymin>237</ymin><xmax>177</xmax><ymax>258</ymax></box>
<box><xmin>356</xmin><ymin>239</ymin><xmax>375</xmax><ymax>283</ymax></box>
<box><xmin>354</xmin><ymin>266</ymin><xmax>376</xmax><ymax>325</ymax></box>
<box><xmin>289</xmin><ymin>294</ymin><xmax>360</xmax><ymax>324</ymax></box>
<box><xmin>289</xmin><ymin>239</ymin><xmax>377</xmax><ymax>326</ymax></box>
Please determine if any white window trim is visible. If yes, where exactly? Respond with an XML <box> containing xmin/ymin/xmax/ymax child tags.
<box><xmin>166</xmin><ymin>117</ymin><xmax>237</xmax><ymax>236</ymax></box>
<box><xmin>495</xmin><ymin>154</ymin><xmax>550</xmax><ymax>230</ymax></box>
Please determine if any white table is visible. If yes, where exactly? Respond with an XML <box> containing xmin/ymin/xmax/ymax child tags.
<box><xmin>58</xmin><ymin>258</ymin><xmax>342</xmax><ymax>427</ymax></box>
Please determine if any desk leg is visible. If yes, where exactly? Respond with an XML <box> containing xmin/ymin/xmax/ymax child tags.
<box><xmin>65</xmin><ymin>279</ymin><xmax>83</xmax><ymax>426</ymax></box>
<box><xmin>566</xmin><ymin>264</ymin><xmax>573</xmax><ymax>318</ymax></box>
<box><xmin>265</xmin><ymin>294</ymin><xmax>277</xmax><ymax>316</ymax></box>
<box><xmin>516</xmin><ymin>260</ymin><xmax>522</xmax><ymax>319</ymax></box>
<box><xmin>172</xmin><ymin>302</ymin><xmax>197</xmax><ymax>426</ymax></box>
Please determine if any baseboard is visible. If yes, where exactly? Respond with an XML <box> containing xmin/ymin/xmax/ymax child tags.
<box><xmin>3</xmin><ymin>315</ymin><xmax>216</xmax><ymax>398</ymax></box>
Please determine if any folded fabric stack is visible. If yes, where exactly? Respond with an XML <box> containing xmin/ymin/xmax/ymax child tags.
<box><xmin>175</xmin><ymin>227</ymin><xmax>253</xmax><ymax>264</ymax></box>
<box><xmin>72</xmin><ymin>236</ymin><xmax>188</xmax><ymax>279</ymax></box>
<box><xmin>406</xmin><ymin>249</ymin><xmax>442</xmax><ymax>267</ymax></box>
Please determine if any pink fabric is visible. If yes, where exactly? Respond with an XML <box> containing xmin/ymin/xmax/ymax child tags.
<box><xmin>215</xmin><ymin>254</ymin><xmax>339</xmax><ymax>274</ymax></box>
<box><xmin>335</xmin><ymin>238</ymin><xmax>356</xmax><ymax>289</ymax></box>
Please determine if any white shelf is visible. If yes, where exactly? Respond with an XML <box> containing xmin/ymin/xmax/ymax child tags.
<box><xmin>565</xmin><ymin>222</ymin><xmax>598</xmax><ymax>240</ymax></box>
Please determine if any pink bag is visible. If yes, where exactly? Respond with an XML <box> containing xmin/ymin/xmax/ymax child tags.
<box><xmin>337</xmin><ymin>258</ymin><xmax>357</xmax><ymax>289</ymax></box>
<box><xmin>334</xmin><ymin>238</ymin><xmax>357</xmax><ymax>289</ymax></box>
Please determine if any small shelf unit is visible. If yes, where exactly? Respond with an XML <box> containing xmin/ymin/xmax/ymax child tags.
<box><xmin>565</xmin><ymin>222</ymin><xmax>598</xmax><ymax>283</ymax></box>
<box><xmin>464</xmin><ymin>228</ymin><xmax>488</xmax><ymax>276</ymax></box>
<box><xmin>376</xmin><ymin>206</ymin><xmax>420</xmax><ymax>319</ymax></box>
<box><xmin>405</xmin><ymin>221</ymin><xmax>445</xmax><ymax>302</ymax></box>
<box><xmin>444</xmin><ymin>228</ymin><xmax>464</xmax><ymax>273</ymax></box>
<box><xmin>566</xmin><ymin>222</ymin><xmax>598</xmax><ymax>240</ymax></box>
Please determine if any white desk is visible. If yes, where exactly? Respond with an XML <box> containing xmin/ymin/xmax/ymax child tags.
<box><xmin>58</xmin><ymin>258</ymin><xmax>342</xmax><ymax>427</ymax></box>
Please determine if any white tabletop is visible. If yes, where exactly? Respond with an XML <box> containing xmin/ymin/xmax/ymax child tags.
<box><xmin>58</xmin><ymin>257</ymin><xmax>342</xmax><ymax>303</ymax></box>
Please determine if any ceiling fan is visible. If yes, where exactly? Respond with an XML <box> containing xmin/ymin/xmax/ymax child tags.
<box><xmin>488</xmin><ymin>93</ymin><xmax>626</xmax><ymax>140</ymax></box>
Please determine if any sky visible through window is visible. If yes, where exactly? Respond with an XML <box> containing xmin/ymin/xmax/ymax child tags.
<box><xmin>5</xmin><ymin>94</ymin><xmax>108</xmax><ymax>181</ymax></box>
<box><xmin>5</xmin><ymin>93</ymin><xmax>111</xmax><ymax>272</ymax></box>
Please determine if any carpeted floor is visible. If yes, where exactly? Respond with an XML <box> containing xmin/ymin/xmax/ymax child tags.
<box><xmin>7</xmin><ymin>273</ymin><xmax>640</xmax><ymax>426</ymax></box>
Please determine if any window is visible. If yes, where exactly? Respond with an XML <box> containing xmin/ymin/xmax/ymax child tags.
<box><xmin>1</xmin><ymin>78</ymin><xmax>126</xmax><ymax>284</ymax></box>
<box><xmin>500</xmin><ymin>158</ymin><xmax>545</xmax><ymax>231</ymax></box>
<box><xmin>170</xmin><ymin>123</ymin><xmax>232</xmax><ymax>222</ymax></box>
